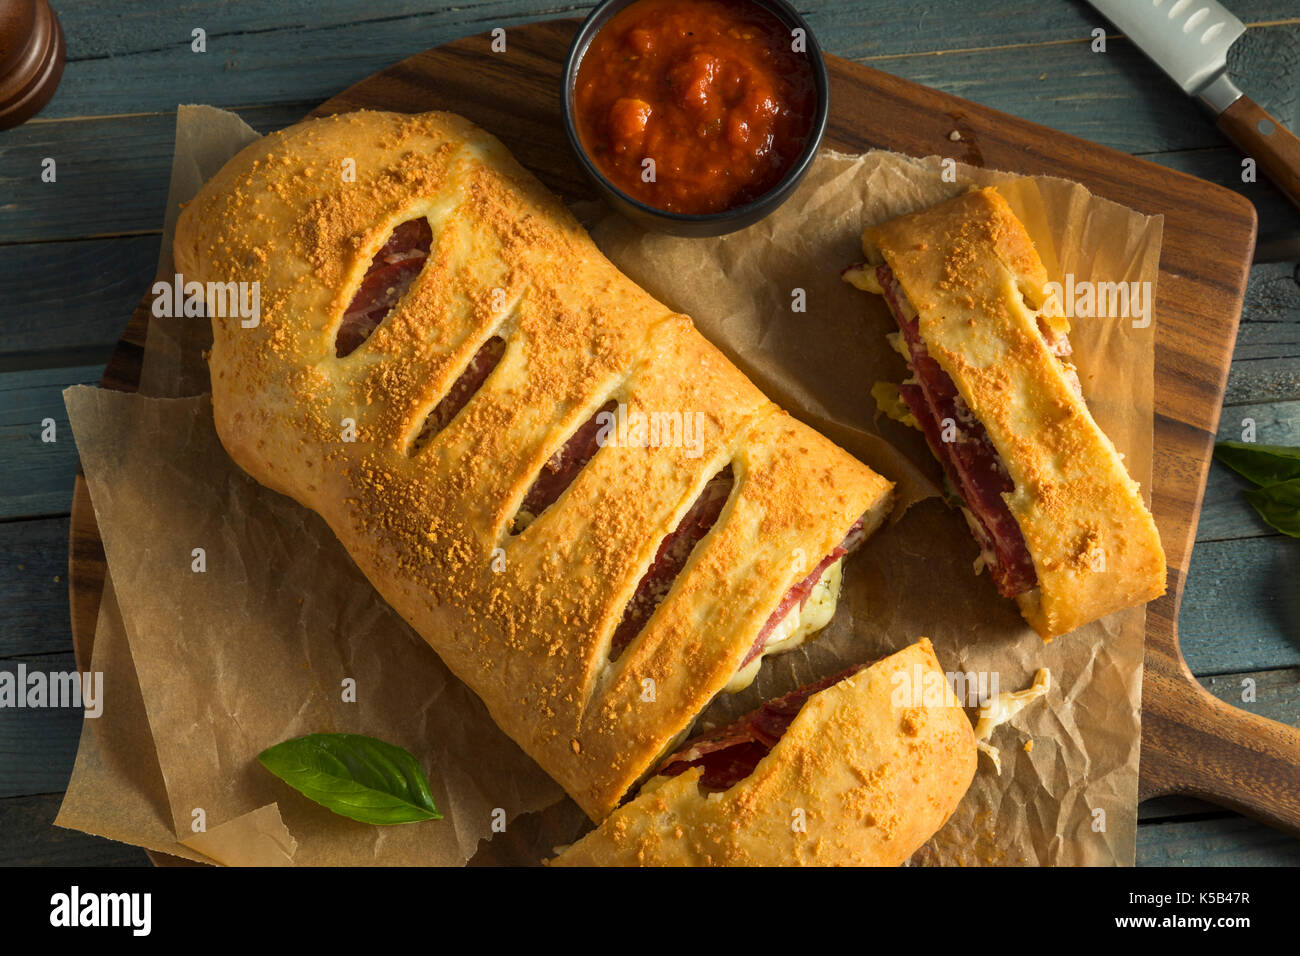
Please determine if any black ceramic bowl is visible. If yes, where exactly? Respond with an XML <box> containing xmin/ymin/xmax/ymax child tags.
<box><xmin>561</xmin><ymin>0</ymin><xmax>830</xmax><ymax>238</ymax></box>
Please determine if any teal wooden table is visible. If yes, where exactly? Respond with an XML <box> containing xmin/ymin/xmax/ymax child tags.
<box><xmin>1</xmin><ymin>0</ymin><xmax>1297</xmax><ymax>866</ymax></box>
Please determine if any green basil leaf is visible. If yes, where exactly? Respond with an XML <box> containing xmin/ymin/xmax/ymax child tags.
<box><xmin>257</xmin><ymin>733</ymin><xmax>442</xmax><ymax>825</ymax></box>
<box><xmin>1214</xmin><ymin>441</ymin><xmax>1300</xmax><ymax>487</ymax></box>
<box><xmin>1243</xmin><ymin>479</ymin><xmax>1300</xmax><ymax>538</ymax></box>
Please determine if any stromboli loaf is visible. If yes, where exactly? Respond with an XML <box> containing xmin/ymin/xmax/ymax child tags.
<box><xmin>174</xmin><ymin>110</ymin><xmax>893</xmax><ymax>821</ymax></box>
<box><xmin>551</xmin><ymin>639</ymin><xmax>977</xmax><ymax>866</ymax></box>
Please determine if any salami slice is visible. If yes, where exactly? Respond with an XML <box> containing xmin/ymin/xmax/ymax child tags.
<box><xmin>656</xmin><ymin>667</ymin><xmax>857</xmax><ymax>791</ymax></box>
<box><xmin>335</xmin><ymin>218</ymin><xmax>433</xmax><ymax>357</ymax></box>
<box><xmin>878</xmin><ymin>265</ymin><xmax>1038</xmax><ymax>597</ymax></box>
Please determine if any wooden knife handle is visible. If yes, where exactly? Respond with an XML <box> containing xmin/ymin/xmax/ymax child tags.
<box><xmin>1216</xmin><ymin>95</ymin><xmax>1300</xmax><ymax>212</ymax></box>
<box><xmin>1141</xmin><ymin>616</ymin><xmax>1300</xmax><ymax>835</ymax></box>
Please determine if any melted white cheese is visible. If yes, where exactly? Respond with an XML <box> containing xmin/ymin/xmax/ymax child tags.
<box><xmin>959</xmin><ymin>506</ymin><xmax>997</xmax><ymax>578</ymax></box>
<box><xmin>973</xmin><ymin>668</ymin><xmax>1051</xmax><ymax>774</ymax></box>
<box><xmin>843</xmin><ymin>263</ymin><xmax>884</xmax><ymax>294</ymax></box>
<box><xmin>725</xmin><ymin>559</ymin><xmax>844</xmax><ymax>694</ymax></box>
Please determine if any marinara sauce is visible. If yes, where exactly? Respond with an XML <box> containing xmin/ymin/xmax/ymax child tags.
<box><xmin>574</xmin><ymin>0</ymin><xmax>816</xmax><ymax>215</ymax></box>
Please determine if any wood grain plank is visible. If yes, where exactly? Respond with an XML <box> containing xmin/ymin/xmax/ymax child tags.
<box><xmin>0</xmin><ymin>366</ymin><xmax>102</xmax><ymax>519</ymax></box>
<box><xmin>1230</xmin><ymin>264</ymin><xmax>1300</xmax><ymax>374</ymax></box>
<box><xmin>1179</xmin><ymin>536</ymin><xmax>1300</xmax><ymax>674</ymax></box>
<box><xmin>31</xmin><ymin>23</ymin><xmax>1295</xmax><ymax>158</ymax></box>
<box><xmin>0</xmin><ymin>105</ymin><xmax>310</xmax><ymax>244</ymax></box>
<box><xmin>1198</xmin><ymin>400</ymin><xmax>1300</xmax><ymax>542</ymax></box>
<box><xmin>1138</xmin><ymin>813</ymin><xmax>1300</xmax><ymax>865</ymax></box>
<box><xmin>1225</xmin><ymin>264</ymin><xmax>1300</xmax><ymax>406</ymax></box>
<box><xmin>44</xmin><ymin>11</ymin><xmax>580</xmax><ymax>120</ymax></box>
<box><xmin>58</xmin><ymin>0</ymin><xmax>586</xmax><ymax>61</ymax></box>
<box><xmin>1227</xmin><ymin>356</ymin><xmax>1300</xmax><ymax>406</ymax></box>
<box><xmin>1200</xmin><ymin>463</ymin><xmax>1292</xmax><ymax>542</ymax></box>
<box><xmin>1199</xmin><ymin>666</ymin><xmax>1300</xmax><ymax>721</ymax></box>
<box><xmin>0</xmin><ymin>518</ymin><xmax>73</xmax><ymax>658</ymax></box>
<box><xmin>0</xmin><ymin>237</ymin><xmax>159</xmax><ymax>372</ymax></box>
<box><xmin>47</xmin><ymin>0</ymin><xmax>1300</xmax><ymax>66</ymax></box>
<box><xmin>0</xmin><ymin>653</ymin><xmax>85</xmax><ymax>798</ymax></box>
<box><xmin>0</xmin><ymin>793</ymin><xmax>149</xmax><ymax>866</ymax></box>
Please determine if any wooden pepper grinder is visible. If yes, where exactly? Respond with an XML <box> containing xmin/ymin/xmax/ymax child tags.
<box><xmin>0</xmin><ymin>0</ymin><xmax>65</xmax><ymax>130</ymax></box>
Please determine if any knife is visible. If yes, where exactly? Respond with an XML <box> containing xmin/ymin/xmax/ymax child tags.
<box><xmin>1087</xmin><ymin>0</ymin><xmax>1300</xmax><ymax>211</ymax></box>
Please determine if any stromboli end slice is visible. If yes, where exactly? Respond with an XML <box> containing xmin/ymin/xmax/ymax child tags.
<box><xmin>550</xmin><ymin>639</ymin><xmax>977</xmax><ymax>866</ymax></box>
<box><xmin>174</xmin><ymin>109</ymin><xmax>893</xmax><ymax>821</ymax></box>
<box><xmin>848</xmin><ymin>187</ymin><xmax>1166</xmax><ymax>640</ymax></box>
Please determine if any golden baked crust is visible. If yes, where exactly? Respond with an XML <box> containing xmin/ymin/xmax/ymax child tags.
<box><xmin>550</xmin><ymin>639</ymin><xmax>977</xmax><ymax>866</ymax></box>
<box><xmin>864</xmin><ymin>187</ymin><xmax>1165</xmax><ymax>639</ymax></box>
<box><xmin>174</xmin><ymin>109</ymin><xmax>893</xmax><ymax>820</ymax></box>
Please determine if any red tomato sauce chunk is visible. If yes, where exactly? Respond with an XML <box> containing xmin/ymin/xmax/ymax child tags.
<box><xmin>574</xmin><ymin>0</ymin><xmax>816</xmax><ymax>214</ymax></box>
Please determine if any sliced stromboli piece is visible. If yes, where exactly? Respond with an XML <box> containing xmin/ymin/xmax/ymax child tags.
<box><xmin>844</xmin><ymin>187</ymin><xmax>1165</xmax><ymax>639</ymax></box>
<box><xmin>174</xmin><ymin>109</ymin><xmax>893</xmax><ymax>821</ymax></box>
<box><xmin>550</xmin><ymin>639</ymin><xmax>977</xmax><ymax>866</ymax></box>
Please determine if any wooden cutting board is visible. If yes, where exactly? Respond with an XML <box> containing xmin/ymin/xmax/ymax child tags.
<box><xmin>68</xmin><ymin>18</ymin><xmax>1300</xmax><ymax>852</ymax></box>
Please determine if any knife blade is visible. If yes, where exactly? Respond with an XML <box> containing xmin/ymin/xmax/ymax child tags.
<box><xmin>1087</xmin><ymin>0</ymin><xmax>1243</xmax><ymax>107</ymax></box>
<box><xmin>1087</xmin><ymin>0</ymin><xmax>1299</xmax><ymax>211</ymax></box>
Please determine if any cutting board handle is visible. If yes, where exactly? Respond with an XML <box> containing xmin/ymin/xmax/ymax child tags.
<box><xmin>1141</xmin><ymin>612</ymin><xmax>1300</xmax><ymax>835</ymax></box>
<box><xmin>1216</xmin><ymin>95</ymin><xmax>1300</xmax><ymax>212</ymax></box>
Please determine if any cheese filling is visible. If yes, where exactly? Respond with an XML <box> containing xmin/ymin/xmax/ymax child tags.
<box><xmin>724</xmin><ymin>559</ymin><xmax>844</xmax><ymax>693</ymax></box>
<box><xmin>973</xmin><ymin>668</ymin><xmax>1051</xmax><ymax>774</ymax></box>
<box><xmin>634</xmin><ymin>559</ymin><xmax>847</xmax><ymax>802</ymax></box>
